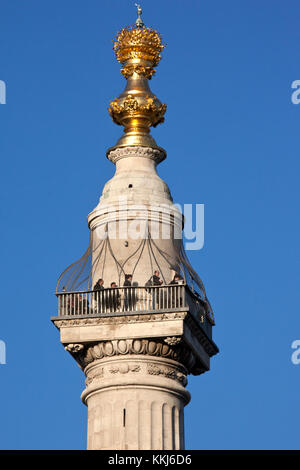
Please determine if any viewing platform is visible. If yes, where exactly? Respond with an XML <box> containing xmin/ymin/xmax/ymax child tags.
<box><xmin>53</xmin><ymin>284</ymin><xmax>214</xmax><ymax>339</ymax></box>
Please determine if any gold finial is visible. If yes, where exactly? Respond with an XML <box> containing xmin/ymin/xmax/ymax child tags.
<box><xmin>107</xmin><ymin>15</ymin><xmax>166</xmax><ymax>153</ymax></box>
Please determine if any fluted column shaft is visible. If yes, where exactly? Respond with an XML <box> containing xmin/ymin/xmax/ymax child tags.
<box><xmin>81</xmin><ymin>354</ymin><xmax>190</xmax><ymax>450</ymax></box>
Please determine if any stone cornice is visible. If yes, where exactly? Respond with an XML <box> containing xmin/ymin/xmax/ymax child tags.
<box><xmin>184</xmin><ymin>314</ymin><xmax>219</xmax><ymax>358</ymax></box>
<box><xmin>54</xmin><ymin>310</ymin><xmax>218</xmax><ymax>376</ymax></box>
<box><xmin>107</xmin><ymin>146</ymin><xmax>166</xmax><ymax>165</ymax></box>
<box><xmin>53</xmin><ymin>311</ymin><xmax>187</xmax><ymax>328</ymax></box>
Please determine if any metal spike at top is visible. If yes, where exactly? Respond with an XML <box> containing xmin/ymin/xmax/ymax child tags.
<box><xmin>135</xmin><ymin>3</ymin><xmax>144</xmax><ymax>28</ymax></box>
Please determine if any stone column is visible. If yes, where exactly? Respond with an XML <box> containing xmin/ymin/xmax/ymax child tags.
<box><xmin>81</xmin><ymin>348</ymin><xmax>190</xmax><ymax>450</ymax></box>
<box><xmin>57</xmin><ymin>292</ymin><xmax>218</xmax><ymax>450</ymax></box>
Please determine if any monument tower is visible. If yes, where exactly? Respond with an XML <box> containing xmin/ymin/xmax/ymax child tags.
<box><xmin>52</xmin><ymin>6</ymin><xmax>218</xmax><ymax>450</ymax></box>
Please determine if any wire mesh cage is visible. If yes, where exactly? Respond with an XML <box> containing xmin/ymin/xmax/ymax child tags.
<box><xmin>56</xmin><ymin>224</ymin><xmax>215</xmax><ymax>323</ymax></box>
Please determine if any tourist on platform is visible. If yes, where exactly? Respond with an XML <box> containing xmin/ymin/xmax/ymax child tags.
<box><xmin>94</xmin><ymin>278</ymin><xmax>104</xmax><ymax>290</ymax></box>
<box><xmin>93</xmin><ymin>278</ymin><xmax>104</xmax><ymax>313</ymax></box>
<box><xmin>109</xmin><ymin>282</ymin><xmax>120</xmax><ymax>312</ymax></box>
<box><xmin>123</xmin><ymin>274</ymin><xmax>133</xmax><ymax>311</ymax></box>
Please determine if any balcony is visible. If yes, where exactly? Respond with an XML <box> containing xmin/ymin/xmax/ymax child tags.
<box><xmin>55</xmin><ymin>284</ymin><xmax>213</xmax><ymax>339</ymax></box>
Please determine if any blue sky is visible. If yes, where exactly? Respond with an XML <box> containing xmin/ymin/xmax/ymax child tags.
<box><xmin>0</xmin><ymin>0</ymin><xmax>299</xmax><ymax>450</ymax></box>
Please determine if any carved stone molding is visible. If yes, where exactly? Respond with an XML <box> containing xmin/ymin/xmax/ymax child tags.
<box><xmin>85</xmin><ymin>360</ymin><xmax>187</xmax><ymax>388</ymax></box>
<box><xmin>54</xmin><ymin>311</ymin><xmax>186</xmax><ymax>329</ymax></box>
<box><xmin>147</xmin><ymin>363</ymin><xmax>187</xmax><ymax>386</ymax></box>
<box><xmin>107</xmin><ymin>146</ymin><xmax>166</xmax><ymax>165</ymax></box>
<box><xmin>65</xmin><ymin>343</ymin><xmax>84</xmax><ymax>353</ymax></box>
<box><xmin>109</xmin><ymin>363</ymin><xmax>141</xmax><ymax>375</ymax></box>
<box><xmin>164</xmin><ymin>336</ymin><xmax>182</xmax><ymax>346</ymax></box>
<box><xmin>74</xmin><ymin>337</ymin><xmax>195</xmax><ymax>371</ymax></box>
<box><xmin>85</xmin><ymin>367</ymin><xmax>104</xmax><ymax>386</ymax></box>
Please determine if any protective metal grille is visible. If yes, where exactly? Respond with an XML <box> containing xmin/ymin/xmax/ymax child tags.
<box><xmin>56</xmin><ymin>227</ymin><xmax>215</xmax><ymax>323</ymax></box>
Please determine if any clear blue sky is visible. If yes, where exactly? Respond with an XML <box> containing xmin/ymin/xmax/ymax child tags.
<box><xmin>0</xmin><ymin>0</ymin><xmax>299</xmax><ymax>450</ymax></box>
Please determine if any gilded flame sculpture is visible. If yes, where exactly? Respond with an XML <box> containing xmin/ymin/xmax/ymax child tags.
<box><xmin>107</xmin><ymin>10</ymin><xmax>167</xmax><ymax>153</ymax></box>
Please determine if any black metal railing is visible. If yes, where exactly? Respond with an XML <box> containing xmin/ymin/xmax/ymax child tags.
<box><xmin>55</xmin><ymin>284</ymin><xmax>213</xmax><ymax>339</ymax></box>
<box><xmin>56</xmin><ymin>284</ymin><xmax>186</xmax><ymax>317</ymax></box>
